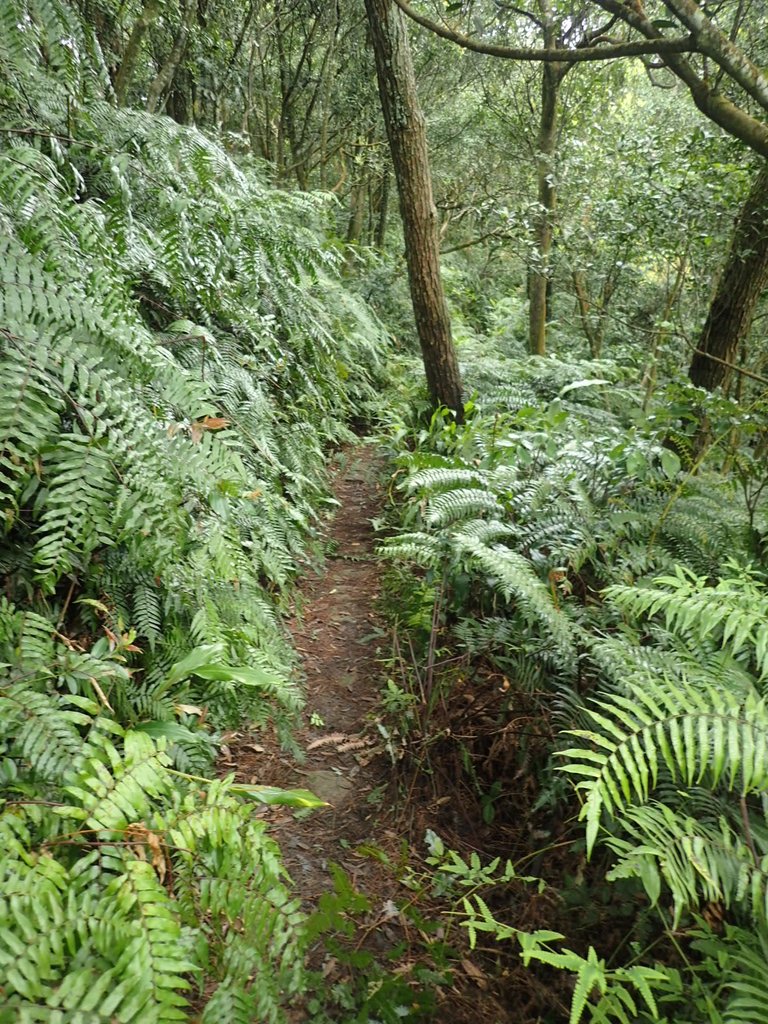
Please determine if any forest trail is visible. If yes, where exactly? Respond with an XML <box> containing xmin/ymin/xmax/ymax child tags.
<box><xmin>221</xmin><ymin>443</ymin><xmax>391</xmax><ymax>905</ymax></box>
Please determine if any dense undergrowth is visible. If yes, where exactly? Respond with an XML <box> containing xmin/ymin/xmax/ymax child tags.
<box><xmin>0</xmin><ymin>3</ymin><xmax>388</xmax><ymax>1020</ymax></box>
<box><xmin>5</xmin><ymin>4</ymin><xmax>768</xmax><ymax>1024</ymax></box>
<box><xmin>377</xmin><ymin>335</ymin><xmax>768</xmax><ymax>1023</ymax></box>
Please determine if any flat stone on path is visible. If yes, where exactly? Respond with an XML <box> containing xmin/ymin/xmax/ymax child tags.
<box><xmin>303</xmin><ymin>769</ymin><xmax>356</xmax><ymax>808</ymax></box>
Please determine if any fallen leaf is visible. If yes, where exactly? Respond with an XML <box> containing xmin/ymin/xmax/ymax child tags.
<box><xmin>461</xmin><ymin>959</ymin><xmax>488</xmax><ymax>988</ymax></box>
<box><xmin>175</xmin><ymin>703</ymin><xmax>204</xmax><ymax>716</ymax></box>
<box><xmin>201</xmin><ymin>416</ymin><xmax>230</xmax><ymax>430</ymax></box>
<box><xmin>307</xmin><ymin>732</ymin><xmax>351</xmax><ymax>751</ymax></box>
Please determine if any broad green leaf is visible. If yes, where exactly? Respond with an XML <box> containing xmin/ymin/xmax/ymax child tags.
<box><xmin>230</xmin><ymin>783</ymin><xmax>328</xmax><ymax>808</ymax></box>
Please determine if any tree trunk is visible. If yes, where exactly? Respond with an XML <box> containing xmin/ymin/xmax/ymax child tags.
<box><xmin>113</xmin><ymin>0</ymin><xmax>162</xmax><ymax>106</ymax></box>
<box><xmin>528</xmin><ymin>46</ymin><xmax>562</xmax><ymax>355</ymax></box>
<box><xmin>375</xmin><ymin>169</ymin><xmax>390</xmax><ymax>248</ymax></box>
<box><xmin>146</xmin><ymin>0</ymin><xmax>196</xmax><ymax>115</ymax></box>
<box><xmin>572</xmin><ymin>270</ymin><xmax>599</xmax><ymax>357</ymax></box>
<box><xmin>344</xmin><ymin>178</ymin><xmax>368</xmax><ymax>272</ymax></box>
<box><xmin>364</xmin><ymin>0</ymin><xmax>463</xmax><ymax>418</ymax></box>
<box><xmin>642</xmin><ymin>248</ymin><xmax>689</xmax><ymax>410</ymax></box>
<box><xmin>689</xmin><ymin>162</ymin><xmax>768</xmax><ymax>390</ymax></box>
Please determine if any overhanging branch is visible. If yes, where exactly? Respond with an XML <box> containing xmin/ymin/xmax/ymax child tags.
<box><xmin>391</xmin><ymin>0</ymin><xmax>696</xmax><ymax>62</ymax></box>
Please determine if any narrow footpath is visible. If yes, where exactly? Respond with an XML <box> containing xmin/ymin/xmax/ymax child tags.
<box><xmin>221</xmin><ymin>444</ymin><xmax>518</xmax><ymax>1023</ymax></box>
<box><xmin>223</xmin><ymin>444</ymin><xmax>391</xmax><ymax>902</ymax></box>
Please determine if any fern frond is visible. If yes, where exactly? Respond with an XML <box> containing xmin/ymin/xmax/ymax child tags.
<box><xmin>381</xmin><ymin>532</ymin><xmax>445</xmax><ymax>568</ymax></box>
<box><xmin>63</xmin><ymin>729</ymin><xmax>171</xmax><ymax>832</ymax></box>
<box><xmin>606</xmin><ymin>801</ymin><xmax>768</xmax><ymax>926</ymax></box>
<box><xmin>606</xmin><ymin>562</ymin><xmax>768</xmax><ymax>678</ymax></box>
<box><xmin>561</xmin><ymin>678</ymin><xmax>768</xmax><ymax>854</ymax></box>
<box><xmin>724</xmin><ymin>925</ymin><xmax>768</xmax><ymax>1024</ymax></box>
<box><xmin>101</xmin><ymin>858</ymin><xmax>195</xmax><ymax>1022</ymax></box>
<box><xmin>455</xmin><ymin>536</ymin><xmax>576</xmax><ymax>666</ymax></box>
<box><xmin>1</xmin><ymin>682</ymin><xmax>93</xmax><ymax>781</ymax></box>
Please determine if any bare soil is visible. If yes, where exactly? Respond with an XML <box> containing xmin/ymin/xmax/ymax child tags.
<box><xmin>219</xmin><ymin>444</ymin><xmax>562</xmax><ymax>1023</ymax></box>
<box><xmin>222</xmin><ymin>444</ymin><xmax>387</xmax><ymax>870</ymax></box>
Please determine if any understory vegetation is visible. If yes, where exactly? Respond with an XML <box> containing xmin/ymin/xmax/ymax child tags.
<box><xmin>4</xmin><ymin>0</ymin><xmax>768</xmax><ymax>1021</ymax></box>
<box><xmin>0</xmin><ymin>3</ymin><xmax>386</xmax><ymax>1020</ymax></box>
<box><xmin>378</xmin><ymin>340</ymin><xmax>768</xmax><ymax>1022</ymax></box>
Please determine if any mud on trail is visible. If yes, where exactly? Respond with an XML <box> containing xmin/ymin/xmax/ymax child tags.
<box><xmin>221</xmin><ymin>443</ymin><xmax>392</xmax><ymax>905</ymax></box>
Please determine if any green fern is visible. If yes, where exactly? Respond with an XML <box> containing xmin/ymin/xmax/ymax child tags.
<box><xmin>0</xmin><ymin>4</ymin><xmax>392</xmax><ymax>1018</ymax></box>
<box><xmin>560</xmin><ymin>676</ymin><xmax>768</xmax><ymax>854</ymax></box>
<box><xmin>605</xmin><ymin>562</ymin><xmax>768</xmax><ymax>679</ymax></box>
<box><xmin>723</xmin><ymin>925</ymin><xmax>768</xmax><ymax>1024</ymax></box>
<box><xmin>606</xmin><ymin>802</ymin><xmax>768</xmax><ymax>925</ymax></box>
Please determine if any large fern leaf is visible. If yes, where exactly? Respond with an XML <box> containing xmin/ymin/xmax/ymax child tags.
<box><xmin>560</xmin><ymin>678</ymin><xmax>768</xmax><ymax>853</ymax></box>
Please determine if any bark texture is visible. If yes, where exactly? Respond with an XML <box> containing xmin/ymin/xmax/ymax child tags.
<box><xmin>113</xmin><ymin>0</ymin><xmax>162</xmax><ymax>106</ymax></box>
<box><xmin>364</xmin><ymin>0</ymin><xmax>463</xmax><ymax>418</ymax></box>
<box><xmin>145</xmin><ymin>0</ymin><xmax>196</xmax><ymax>114</ymax></box>
<box><xmin>689</xmin><ymin>163</ymin><xmax>768</xmax><ymax>391</ymax></box>
<box><xmin>529</xmin><ymin>53</ymin><xmax>561</xmax><ymax>356</ymax></box>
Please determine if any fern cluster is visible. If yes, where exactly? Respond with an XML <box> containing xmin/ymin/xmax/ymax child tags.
<box><xmin>0</xmin><ymin>1</ymin><xmax>390</xmax><ymax>1017</ymax></box>
<box><xmin>0</xmin><ymin>0</ymin><xmax>388</xmax><ymax>712</ymax></box>
<box><xmin>383</xmin><ymin>343</ymin><xmax>768</xmax><ymax>1022</ymax></box>
<box><xmin>0</xmin><ymin>691</ymin><xmax>308</xmax><ymax>1023</ymax></box>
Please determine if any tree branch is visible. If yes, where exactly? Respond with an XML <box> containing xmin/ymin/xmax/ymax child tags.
<box><xmin>390</xmin><ymin>0</ymin><xmax>696</xmax><ymax>62</ymax></box>
<box><xmin>440</xmin><ymin>228</ymin><xmax>513</xmax><ymax>254</ymax></box>
<box><xmin>661</xmin><ymin>0</ymin><xmax>768</xmax><ymax>113</ymax></box>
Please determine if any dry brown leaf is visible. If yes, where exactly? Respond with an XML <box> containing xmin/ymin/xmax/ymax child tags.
<box><xmin>461</xmin><ymin>958</ymin><xmax>488</xmax><ymax>988</ymax></box>
<box><xmin>307</xmin><ymin>732</ymin><xmax>350</xmax><ymax>751</ymax></box>
<box><xmin>175</xmin><ymin>703</ymin><xmax>204</xmax><ymax>716</ymax></box>
<box><xmin>124</xmin><ymin>824</ymin><xmax>167</xmax><ymax>883</ymax></box>
<box><xmin>145</xmin><ymin>829</ymin><xmax>167</xmax><ymax>883</ymax></box>
<box><xmin>336</xmin><ymin>737</ymin><xmax>374</xmax><ymax>753</ymax></box>
<box><xmin>322</xmin><ymin>957</ymin><xmax>339</xmax><ymax>979</ymax></box>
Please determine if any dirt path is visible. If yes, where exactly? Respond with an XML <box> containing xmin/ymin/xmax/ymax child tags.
<box><xmin>220</xmin><ymin>444</ymin><xmax>521</xmax><ymax>1023</ymax></box>
<box><xmin>223</xmin><ymin>444</ymin><xmax>389</xmax><ymax>902</ymax></box>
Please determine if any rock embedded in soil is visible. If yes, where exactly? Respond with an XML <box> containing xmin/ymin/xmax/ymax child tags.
<box><xmin>303</xmin><ymin>769</ymin><xmax>356</xmax><ymax>808</ymax></box>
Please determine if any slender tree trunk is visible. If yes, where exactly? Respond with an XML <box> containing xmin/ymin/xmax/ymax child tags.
<box><xmin>146</xmin><ymin>0</ymin><xmax>196</xmax><ymax>114</ymax></box>
<box><xmin>275</xmin><ymin>3</ymin><xmax>321</xmax><ymax>187</ymax></box>
<box><xmin>318</xmin><ymin>4</ymin><xmax>340</xmax><ymax>188</ymax></box>
<box><xmin>528</xmin><ymin>42</ymin><xmax>562</xmax><ymax>355</ymax></box>
<box><xmin>364</xmin><ymin>0</ymin><xmax>463</xmax><ymax>418</ymax></box>
<box><xmin>344</xmin><ymin>175</ymin><xmax>368</xmax><ymax>271</ymax></box>
<box><xmin>375</xmin><ymin>169</ymin><xmax>390</xmax><ymax>248</ymax></box>
<box><xmin>642</xmin><ymin>248</ymin><xmax>689</xmax><ymax>410</ymax></box>
<box><xmin>113</xmin><ymin>0</ymin><xmax>162</xmax><ymax>106</ymax></box>
<box><xmin>166</xmin><ymin>72</ymin><xmax>191</xmax><ymax>123</ymax></box>
<box><xmin>572</xmin><ymin>269</ymin><xmax>599</xmax><ymax>357</ymax></box>
<box><xmin>689</xmin><ymin>162</ymin><xmax>768</xmax><ymax>390</ymax></box>
<box><xmin>572</xmin><ymin>268</ymin><xmax>617</xmax><ymax>358</ymax></box>
<box><xmin>215</xmin><ymin>0</ymin><xmax>261</xmax><ymax>108</ymax></box>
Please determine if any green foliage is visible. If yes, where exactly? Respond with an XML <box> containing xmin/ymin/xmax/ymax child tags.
<box><xmin>562</xmin><ymin>673</ymin><xmax>768</xmax><ymax>852</ymax></box>
<box><xmin>424</xmin><ymin>834</ymin><xmax>667</xmax><ymax>1024</ymax></box>
<box><xmin>0</xmin><ymin>2</ymin><xmax>390</xmax><ymax>1018</ymax></box>
<box><xmin>605</xmin><ymin>563</ymin><xmax>768</xmax><ymax>680</ymax></box>
<box><xmin>381</xmin><ymin>339</ymin><xmax>768</xmax><ymax>1023</ymax></box>
<box><xmin>0</xmin><ymin>711</ymin><xmax>309</xmax><ymax>1023</ymax></box>
<box><xmin>0</xmin><ymin>0</ymin><xmax>388</xmax><ymax>710</ymax></box>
